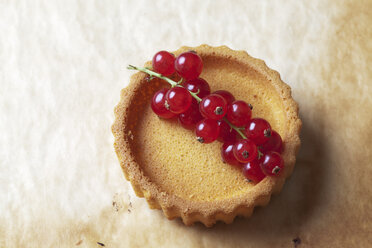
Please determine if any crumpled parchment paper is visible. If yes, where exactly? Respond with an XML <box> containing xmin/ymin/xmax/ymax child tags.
<box><xmin>1</xmin><ymin>0</ymin><xmax>371</xmax><ymax>247</ymax></box>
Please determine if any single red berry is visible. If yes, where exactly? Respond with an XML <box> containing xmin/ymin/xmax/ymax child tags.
<box><xmin>195</xmin><ymin>119</ymin><xmax>220</xmax><ymax>144</ymax></box>
<box><xmin>233</xmin><ymin>139</ymin><xmax>258</xmax><ymax>163</ymax></box>
<box><xmin>213</xmin><ymin>90</ymin><xmax>235</xmax><ymax>105</ymax></box>
<box><xmin>221</xmin><ymin>141</ymin><xmax>242</xmax><ymax>167</ymax></box>
<box><xmin>260</xmin><ymin>151</ymin><xmax>284</xmax><ymax>176</ymax></box>
<box><xmin>182</xmin><ymin>78</ymin><xmax>210</xmax><ymax>98</ymax></box>
<box><xmin>245</xmin><ymin>118</ymin><xmax>272</xmax><ymax>145</ymax></box>
<box><xmin>260</xmin><ymin>130</ymin><xmax>283</xmax><ymax>153</ymax></box>
<box><xmin>226</xmin><ymin>100</ymin><xmax>252</xmax><ymax>127</ymax></box>
<box><xmin>151</xmin><ymin>88</ymin><xmax>177</xmax><ymax>119</ymax></box>
<box><xmin>175</xmin><ymin>51</ymin><xmax>203</xmax><ymax>80</ymax></box>
<box><xmin>217</xmin><ymin>120</ymin><xmax>238</xmax><ymax>142</ymax></box>
<box><xmin>178</xmin><ymin>101</ymin><xmax>203</xmax><ymax>130</ymax></box>
<box><xmin>199</xmin><ymin>94</ymin><xmax>227</xmax><ymax>120</ymax></box>
<box><xmin>242</xmin><ymin>159</ymin><xmax>266</xmax><ymax>183</ymax></box>
<box><xmin>165</xmin><ymin>87</ymin><xmax>192</xmax><ymax>114</ymax></box>
<box><xmin>152</xmin><ymin>51</ymin><xmax>175</xmax><ymax>76</ymax></box>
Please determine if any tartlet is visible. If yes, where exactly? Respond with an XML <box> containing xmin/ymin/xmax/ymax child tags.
<box><xmin>112</xmin><ymin>45</ymin><xmax>301</xmax><ymax>227</ymax></box>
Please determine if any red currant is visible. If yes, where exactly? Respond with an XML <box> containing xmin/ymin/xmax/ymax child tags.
<box><xmin>151</xmin><ymin>88</ymin><xmax>176</xmax><ymax>119</ymax></box>
<box><xmin>260</xmin><ymin>130</ymin><xmax>283</xmax><ymax>153</ymax></box>
<box><xmin>213</xmin><ymin>90</ymin><xmax>235</xmax><ymax>105</ymax></box>
<box><xmin>233</xmin><ymin>139</ymin><xmax>258</xmax><ymax>163</ymax></box>
<box><xmin>199</xmin><ymin>94</ymin><xmax>227</xmax><ymax>120</ymax></box>
<box><xmin>152</xmin><ymin>51</ymin><xmax>175</xmax><ymax>76</ymax></box>
<box><xmin>260</xmin><ymin>151</ymin><xmax>284</xmax><ymax>176</ymax></box>
<box><xmin>221</xmin><ymin>141</ymin><xmax>242</xmax><ymax>167</ymax></box>
<box><xmin>217</xmin><ymin>120</ymin><xmax>238</xmax><ymax>142</ymax></box>
<box><xmin>226</xmin><ymin>100</ymin><xmax>252</xmax><ymax>127</ymax></box>
<box><xmin>165</xmin><ymin>87</ymin><xmax>192</xmax><ymax>114</ymax></box>
<box><xmin>245</xmin><ymin>118</ymin><xmax>272</xmax><ymax>145</ymax></box>
<box><xmin>242</xmin><ymin>159</ymin><xmax>266</xmax><ymax>183</ymax></box>
<box><xmin>175</xmin><ymin>51</ymin><xmax>203</xmax><ymax>80</ymax></box>
<box><xmin>178</xmin><ymin>101</ymin><xmax>203</xmax><ymax>130</ymax></box>
<box><xmin>195</xmin><ymin>119</ymin><xmax>220</xmax><ymax>143</ymax></box>
<box><xmin>182</xmin><ymin>78</ymin><xmax>210</xmax><ymax>98</ymax></box>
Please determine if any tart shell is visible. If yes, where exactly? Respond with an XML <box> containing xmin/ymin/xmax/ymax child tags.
<box><xmin>112</xmin><ymin>45</ymin><xmax>301</xmax><ymax>227</ymax></box>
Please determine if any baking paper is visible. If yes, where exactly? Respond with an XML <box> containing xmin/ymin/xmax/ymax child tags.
<box><xmin>1</xmin><ymin>0</ymin><xmax>371</xmax><ymax>247</ymax></box>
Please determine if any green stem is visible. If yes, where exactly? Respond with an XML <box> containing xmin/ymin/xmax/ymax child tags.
<box><xmin>127</xmin><ymin>65</ymin><xmax>247</xmax><ymax>139</ymax></box>
<box><xmin>127</xmin><ymin>65</ymin><xmax>177</xmax><ymax>86</ymax></box>
<box><xmin>223</xmin><ymin>117</ymin><xmax>247</xmax><ymax>139</ymax></box>
<box><xmin>185</xmin><ymin>89</ymin><xmax>202</xmax><ymax>102</ymax></box>
<box><xmin>128</xmin><ymin>65</ymin><xmax>202</xmax><ymax>102</ymax></box>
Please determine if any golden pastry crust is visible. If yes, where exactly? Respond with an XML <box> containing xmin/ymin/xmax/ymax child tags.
<box><xmin>112</xmin><ymin>45</ymin><xmax>301</xmax><ymax>227</ymax></box>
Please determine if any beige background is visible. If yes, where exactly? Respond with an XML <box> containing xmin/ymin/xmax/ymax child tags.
<box><xmin>1</xmin><ymin>0</ymin><xmax>371</xmax><ymax>247</ymax></box>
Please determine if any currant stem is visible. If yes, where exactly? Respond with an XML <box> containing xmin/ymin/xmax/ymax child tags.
<box><xmin>223</xmin><ymin>117</ymin><xmax>247</xmax><ymax>139</ymax></box>
<box><xmin>127</xmin><ymin>65</ymin><xmax>177</xmax><ymax>87</ymax></box>
<box><xmin>127</xmin><ymin>65</ymin><xmax>247</xmax><ymax>140</ymax></box>
<box><xmin>127</xmin><ymin>65</ymin><xmax>202</xmax><ymax>102</ymax></box>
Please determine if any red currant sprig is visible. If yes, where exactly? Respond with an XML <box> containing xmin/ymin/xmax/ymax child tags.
<box><xmin>127</xmin><ymin>50</ymin><xmax>285</xmax><ymax>184</ymax></box>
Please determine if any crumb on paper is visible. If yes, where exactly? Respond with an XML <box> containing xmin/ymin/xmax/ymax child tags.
<box><xmin>112</xmin><ymin>201</ymin><xmax>119</xmax><ymax>212</ymax></box>
<box><xmin>293</xmin><ymin>237</ymin><xmax>301</xmax><ymax>247</ymax></box>
<box><xmin>97</xmin><ymin>242</ymin><xmax>105</xmax><ymax>246</ymax></box>
<box><xmin>128</xmin><ymin>200</ymin><xmax>132</xmax><ymax>213</ymax></box>
<box><xmin>112</xmin><ymin>196</ymin><xmax>123</xmax><ymax>212</ymax></box>
<box><xmin>75</xmin><ymin>240</ymin><xmax>83</xmax><ymax>246</ymax></box>
<box><xmin>112</xmin><ymin>192</ymin><xmax>133</xmax><ymax>212</ymax></box>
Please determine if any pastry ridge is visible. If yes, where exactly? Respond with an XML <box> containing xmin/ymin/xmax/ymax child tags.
<box><xmin>112</xmin><ymin>45</ymin><xmax>301</xmax><ymax>227</ymax></box>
